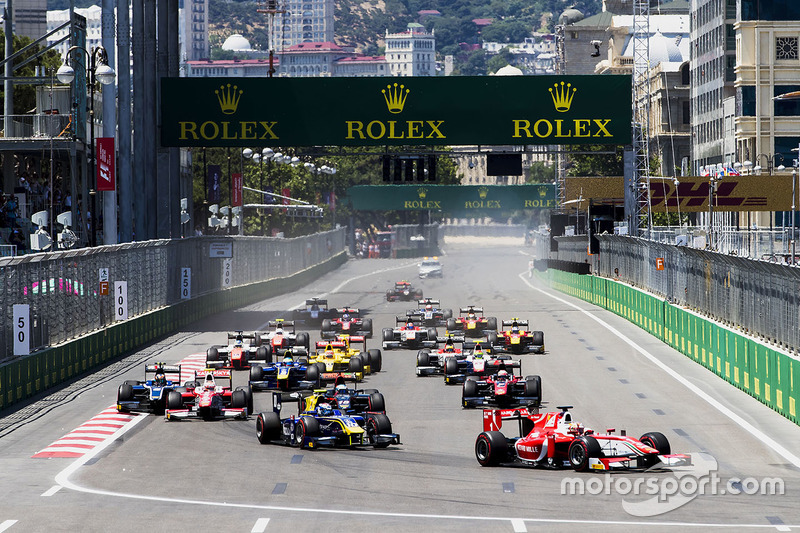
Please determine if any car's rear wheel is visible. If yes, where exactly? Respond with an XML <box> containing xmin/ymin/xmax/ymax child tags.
<box><xmin>444</xmin><ymin>309</ymin><xmax>453</xmax><ymax>319</ymax></box>
<box><xmin>206</xmin><ymin>346</ymin><xmax>219</xmax><ymax>363</ymax></box>
<box><xmin>237</xmin><ymin>386</ymin><xmax>254</xmax><ymax>414</ymax></box>
<box><xmin>256</xmin><ymin>346</ymin><xmax>269</xmax><ymax>364</ymax></box>
<box><xmin>256</xmin><ymin>412</ymin><xmax>281</xmax><ymax>444</ymax></box>
<box><xmin>486</xmin><ymin>317</ymin><xmax>498</xmax><ymax>331</ymax></box>
<box><xmin>427</xmin><ymin>327</ymin><xmax>438</xmax><ymax>340</ymax></box>
<box><xmin>462</xmin><ymin>379</ymin><xmax>478</xmax><ymax>406</ymax></box>
<box><xmin>321</xmin><ymin>319</ymin><xmax>332</xmax><ymax>332</ymax></box>
<box><xmin>349</xmin><ymin>356</ymin><xmax>363</xmax><ymax>374</ymax></box>
<box><xmin>532</xmin><ymin>330</ymin><xmax>544</xmax><ymax>347</ymax></box>
<box><xmin>117</xmin><ymin>383</ymin><xmax>134</xmax><ymax>403</ymax></box>
<box><xmin>475</xmin><ymin>431</ymin><xmax>507</xmax><ymax>466</ymax></box>
<box><xmin>230</xmin><ymin>390</ymin><xmax>247</xmax><ymax>410</ymax></box>
<box><xmin>486</xmin><ymin>331</ymin><xmax>498</xmax><ymax>346</ymax></box>
<box><xmin>166</xmin><ymin>390</ymin><xmax>183</xmax><ymax>410</ymax></box>
<box><xmin>524</xmin><ymin>375</ymin><xmax>542</xmax><ymax>404</ymax></box>
<box><xmin>569</xmin><ymin>436</ymin><xmax>601</xmax><ymax>471</ymax></box>
<box><xmin>305</xmin><ymin>364</ymin><xmax>320</xmax><ymax>385</ymax></box>
<box><xmin>444</xmin><ymin>357</ymin><xmax>459</xmax><ymax>377</ymax></box>
<box><xmin>296</xmin><ymin>332</ymin><xmax>310</xmax><ymax>351</ymax></box>
<box><xmin>368</xmin><ymin>349</ymin><xmax>382</xmax><ymax>372</ymax></box>
<box><xmin>382</xmin><ymin>328</ymin><xmax>394</xmax><ymax>342</ymax></box>
<box><xmin>640</xmin><ymin>432</ymin><xmax>671</xmax><ymax>455</ymax></box>
<box><xmin>253</xmin><ymin>331</ymin><xmax>262</xmax><ymax>347</ymax></box>
<box><xmin>294</xmin><ymin>416</ymin><xmax>320</xmax><ymax>448</ymax></box>
<box><xmin>367</xmin><ymin>413</ymin><xmax>393</xmax><ymax>448</ymax></box>
<box><xmin>416</xmin><ymin>350</ymin><xmax>430</xmax><ymax>368</ymax></box>
<box><xmin>315</xmin><ymin>362</ymin><xmax>326</xmax><ymax>374</ymax></box>
<box><xmin>368</xmin><ymin>392</ymin><xmax>385</xmax><ymax>412</ymax></box>
<box><xmin>446</xmin><ymin>318</ymin><xmax>457</xmax><ymax>331</ymax></box>
<box><xmin>362</xmin><ymin>318</ymin><xmax>373</xmax><ymax>336</ymax></box>
<box><xmin>250</xmin><ymin>366</ymin><xmax>264</xmax><ymax>383</ymax></box>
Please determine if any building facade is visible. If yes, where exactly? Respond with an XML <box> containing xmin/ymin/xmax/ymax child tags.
<box><xmin>278</xmin><ymin>41</ymin><xmax>352</xmax><ymax>77</ymax></box>
<box><xmin>385</xmin><ymin>23</ymin><xmax>436</xmax><ymax>77</ymax></box>
<box><xmin>279</xmin><ymin>0</ymin><xmax>334</xmax><ymax>48</ymax></box>
<box><xmin>183</xmin><ymin>0</ymin><xmax>209</xmax><ymax>61</ymax></box>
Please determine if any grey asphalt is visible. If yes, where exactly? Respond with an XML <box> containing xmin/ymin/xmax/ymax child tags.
<box><xmin>1</xmin><ymin>243</ymin><xmax>799</xmax><ymax>532</ymax></box>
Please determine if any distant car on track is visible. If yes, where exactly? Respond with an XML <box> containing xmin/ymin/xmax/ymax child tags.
<box><xmin>292</xmin><ymin>297</ymin><xmax>335</xmax><ymax>325</ymax></box>
<box><xmin>461</xmin><ymin>369</ymin><xmax>542</xmax><ymax>409</ymax></box>
<box><xmin>249</xmin><ymin>354</ymin><xmax>322</xmax><ymax>392</ymax></box>
<box><xmin>116</xmin><ymin>362</ymin><xmax>182</xmax><ymax>415</ymax></box>
<box><xmin>406</xmin><ymin>298</ymin><xmax>452</xmax><ymax>327</ymax></box>
<box><xmin>382</xmin><ymin>317</ymin><xmax>438</xmax><ymax>350</ymax></box>
<box><xmin>446</xmin><ymin>306</ymin><xmax>497</xmax><ymax>338</ymax></box>
<box><xmin>255</xmin><ymin>320</ymin><xmax>311</xmax><ymax>357</ymax></box>
<box><xmin>206</xmin><ymin>331</ymin><xmax>269</xmax><ymax>370</ymax></box>
<box><xmin>386</xmin><ymin>281</ymin><xmax>423</xmax><ymax>302</ymax></box>
<box><xmin>418</xmin><ymin>257</ymin><xmax>443</xmax><ymax>278</ymax></box>
<box><xmin>165</xmin><ymin>369</ymin><xmax>252</xmax><ymax>421</ymax></box>
<box><xmin>320</xmin><ymin>308</ymin><xmax>373</xmax><ymax>339</ymax></box>
<box><xmin>490</xmin><ymin>319</ymin><xmax>545</xmax><ymax>354</ymax></box>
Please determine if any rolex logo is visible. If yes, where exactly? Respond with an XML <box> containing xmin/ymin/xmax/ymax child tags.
<box><xmin>417</xmin><ymin>187</ymin><xmax>428</xmax><ymax>199</ymax></box>
<box><xmin>382</xmin><ymin>83</ymin><xmax>409</xmax><ymax>114</ymax></box>
<box><xmin>478</xmin><ymin>187</ymin><xmax>489</xmax><ymax>199</ymax></box>
<box><xmin>549</xmin><ymin>81</ymin><xmax>576</xmax><ymax>113</ymax></box>
<box><xmin>539</xmin><ymin>187</ymin><xmax>547</xmax><ymax>197</ymax></box>
<box><xmin>216</xmin><ymin>84</ymin><xmax>243</xmax><ymax>115</ymax></box>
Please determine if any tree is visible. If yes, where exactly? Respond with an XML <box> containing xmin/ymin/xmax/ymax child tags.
<box><xmin>0</xmin><ymin>31</ymin><xmax>62</xmax><ymax>115</ymax></box>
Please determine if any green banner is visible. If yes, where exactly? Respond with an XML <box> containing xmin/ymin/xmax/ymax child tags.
<box><xmin>161</xmin><ymin>75</ymin><xmax>632</xmax><ymax>147</ymax></box>
<box><xmin>346</xmin><ymin>184</ymin><xmax>556</xmax><ymax>211</ymax></box>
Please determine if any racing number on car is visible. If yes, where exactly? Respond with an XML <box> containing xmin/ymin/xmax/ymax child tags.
<box><xmin>13</xmin><ymin>304</ymin><xmax>30</xmax><ymax>356</ymax></box>
<box><xmin>181</xmin><ymin>267</ymin><xmax>191</xmax><ymax>299</ymax></box>
<box><xmin>222</xmin><ymin>258</ymin><xmax>232</xmax><ymax>288</ymax></box>
<box><xmin>115</xmin><ymin>281</ymin><xmax>128</xmax><ymax>321</ymax></box>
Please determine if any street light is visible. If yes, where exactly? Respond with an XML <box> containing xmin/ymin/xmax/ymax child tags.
<box><xmin>57</xmin><ymin>45</ymin><xmax>116</xmax><ymax>247</ymax></box>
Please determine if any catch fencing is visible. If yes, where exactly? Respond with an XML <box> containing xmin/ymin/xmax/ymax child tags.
<box><xmin>0</xmin><ymin>229</ymin><xmax>345</xmax><ymax>362</ymax></box>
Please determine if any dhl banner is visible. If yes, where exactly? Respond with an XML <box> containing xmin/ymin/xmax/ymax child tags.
<box><xmin>564</xmin><ymin>176</ymin><xmax>799</xmax><ymax>212</ymax></box>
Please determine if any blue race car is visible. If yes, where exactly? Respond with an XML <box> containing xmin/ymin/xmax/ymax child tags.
<box><xmin>255</xmin><ymin>392</ymin><xmax>400</xmax><ymax>449</ymax></box>
<box><xmin>248</xmin><ymin>354</ymin><xmax>321</xmax><ymax>392</ymax></box>
<box><xmin>116</xmin><ymin>362</ymin><xmax>182</xmax><ymax>415</ymax></box>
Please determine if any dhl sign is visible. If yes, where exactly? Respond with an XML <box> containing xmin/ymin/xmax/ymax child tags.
<box><xmin>564</xmin><ymin>176</ymin><xmax>799</xmax><ymax>212</ymax></box>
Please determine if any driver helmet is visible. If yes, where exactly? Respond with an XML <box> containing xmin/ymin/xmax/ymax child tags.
<box><xmin>234</xmin><ymin>339</ymin><xmax>243</xmax><ymax>348</ymax></box>
<box><xmin>154</xmin><ymin>371</ymin><xmax>166</xmax><ymax>386</ymax></box>
<box><xmin>204</xmin><ymin>375</ymin><xmax>216</xmax><ymax>390</ymax></box>
<box><xmin>511</xmin><ymin>326</ymin><xmax>520</xmax><ymax>334</ymax></box>
<box><xmin>342</xmin><ymin>313</ymin><xmax>350</xmax><ymax>320</ymax></box>
<box><xmin>407</xmin><ymin>321</ymin><xmax>416</xmax><ymax>329</ymax></box>
<box><xmin>283</xmin><ymin>355</ymin><xmax>293</xmax><ymax>363</ymax></box>
<box><xmin>318</xmin><ymin>402</ymin><xmax>333</xmax><ymax>416</ymax></box>
<box><xmin>473</xmin><ymin>344</ymin><xmax>485</xmax><ymax>357</ymax></box>
<box><xmin>425</xmin><ymin>304</ymin><xmax>433</xmax><ymax>311</ymax></box>
<box><xmin>444</xmin><ymin>338</ymin><xmax>455</xmax><ymax>352</ymax></box>
<box><xmin>335</xmin><ymin>384</ymin><xmax>347</xmax><ymax>394</ymax></box>
<box><xmin>497</xmin><ymin>370</ymin><xmax>509</xmax><ymax>379</ymax></box>
<box><xmin>567</xmin><ymin>422</ymin><xmax>585</xmax><ymax>435</ymax></box>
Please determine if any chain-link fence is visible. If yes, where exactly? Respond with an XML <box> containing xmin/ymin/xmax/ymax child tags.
<box><xmin>0</xmin><ymin>229</ymin><xmax>345</xmax><ymax>361</ymax></box>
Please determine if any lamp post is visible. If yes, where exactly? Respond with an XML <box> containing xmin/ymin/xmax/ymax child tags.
<box><xmin>57</xmin><ymin>45</ymin><xmax>115</xmax><ymax>247</ymax></box>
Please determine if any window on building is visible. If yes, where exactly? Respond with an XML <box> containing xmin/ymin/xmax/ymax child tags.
<box><xmin>776</xmin><ymin>36</ymin><xmax>799</xmax><ymax>60</ymax></box>
<box><xmin>775</xmin><ymin>85</ymin><xmax>800</xmax><ymax>116</ymax></box>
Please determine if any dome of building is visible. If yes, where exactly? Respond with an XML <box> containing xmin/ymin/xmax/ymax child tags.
<box><xmin>494</xmin><ymin>64</ymin><xmax>523</xmax><ymax>76</ymax></box>
<box><xmin>558</xmin><ymin>8</ymin><xmax>584</xmax><ymax>25</ymax></box>
<box><xmin>222</xmin><ymin>34</ymin><xmax>252</xmax><ymax>51</ymax></box>
<box><xmin>649</xmin><ymin>29</ymin><xmax>683</xmax><ymax>63</ymax></box>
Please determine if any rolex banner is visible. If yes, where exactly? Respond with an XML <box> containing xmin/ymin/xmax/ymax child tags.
<box><xmin>346</xmin><ymin>184</ymin><xmax>556</xmax><ymax>211</ymax></box>
<box><xmin>160</xmin><ymin>76</ymin><xmax>632</xmax><ymax>147</ymax></box>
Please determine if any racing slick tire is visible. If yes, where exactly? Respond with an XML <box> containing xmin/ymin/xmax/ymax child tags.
<box><xmin>230</xmin><ymin>389</ymin><xmax>247</xmax><ymax>410</ymax></box>
<box><xmin>305</xmin><ymin>364</ymin><xmax>320</xmax><ymax>386</ymax></box>
<box><xmin>444</xmin><ymin>357</ymin><xmax>459</xmax><ymax>377</ymax></box>
<box><xmin>639</xmin><ymin>432</ymin><xmax>671</xmax><ymax>455</ymax></box>
<box><xmin>486</xmin><ymin>317</ymin><xmax>498</xmax><ymax>331</ymax></box>
<box><xmin>382</xmin><ymin>328</ymin><xmax>394</xmax><ymax>343</ymax></box>
<box><xmin>361</xmin><ymin>319</ymin><xmax>373</xmax><ymax>337</ymax></box>
<box><xmin>256</xmin><ymin>412</ymin><xmax>281</xmax><ymax>444</ymax></box>
<box><xmin>314</xmin><ymin>362</ymin><xmax>326</xmax><ymax>375</ymax></box>
<box><xmin>349</xmin><ymin>356</ymin><xmax>363</xmax><ymax>374</ymax></box>
<box><xmin>523</xmin><ymin>375</ymin><xmax>542</xmax><ymax>404</ymax></box>
<box><xmin>462</xmin><ymin>379</ymin><xmax>478</xmax><ymax>407</ymax></box>
<box><xmin>250</xmin><ymin>366</ymin><xmax>264</xmax><ymax>383</ymax></box>
<box><xmin>568</xmin><ymin>436</ymin><xmax>602</xmax><ymax>472</ymax></box>
<box><xmin>295</xmin><ymin>332</ymin><xmax>310</xmax><ymax>351</ymax></box>
<box><xmin>367</xmin><ymin>349</ymin><xmax>382</xmax><ymax>372</ymax></box>
<box><xmin>416</xmin><ymin>350</ymin><xmax>431</xmax><ymax>368</ymax></box>
<box><xmin>532</xmin><ymin>331</ymin><xmax>544</xmax><ymax>348</ymax></box>
<box><xmin>166</xmin><ymin>390</ymin><xmax>183</xmax><ymax>410</ymax></box>
<box><xmin>367</xmin><ymin>392</ymin><xmax>386</xmax><ymax>413</ymax></box>
<box><xmin>426</xmin><ymin>327</ymin><xmax>438</xmax><ymax>341</ymax></box>
<box><xmin>294</xmin><ymin>416</ymin><xmax>320</xmax><ymax>448</ymax></box>
<box><xmin>386</xmin><ymin>291</ymin><xmax>393</xmax><ymax>301</ymax></box>
<box><xmin>237</xmin><ymin>386</ymin><xmax>254</xmax><ymax>414</ymax></box>
<box><xmin>117</xmin><ymin>383</ymin><xmax>134</xmax><ymax>403</ymax></box>
<box><xmin>413</xmin><ymin>290</ymin><xmax>423</xmax><ymax>300</ymax></box>
<box><xmin>256</xmin><ymin>346</ymin><xmax>270</xmax><ymax>364</ymax></box>
<box><xmin>486</xmin><ymin>331</ymin><xmax>498</xmax><ymax>347</ymax></box>
<box><xmin>367</xmin><ymin>413</ymin><xmax>393</xmax><ymax>448</ymax></box>
<box><xmin>444</xmin><ymin>309</ymin><xmax>453</xmax><ymax>319</ymax></box>
<box><xmin>446</xmin><ymin>318</ymin><xmax>457</xmax><ymax>332</ymax></box>
<box><xmin>206</xmin><ymin>346</ymin><xmax>220</xmax><ymax>363</ymax></box>
<box><xmin>475</xmin><ymin>431</ymin><xmax>508</xmax><ymax>466</ymax></box>
<box><xmin>253</xmin><ymin>331</ymin><xmax>262</xmax><ymax>347</ymax></box>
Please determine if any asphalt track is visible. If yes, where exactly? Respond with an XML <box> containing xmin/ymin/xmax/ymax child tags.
<box><xmin>2</xmin><ymin>243</ymin><xmax>800</xmax><ymax>532</ymax></box>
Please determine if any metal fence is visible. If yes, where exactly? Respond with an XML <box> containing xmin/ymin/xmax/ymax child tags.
<box><xmin>0</xmin><ymin>229</ymin><xmax>345</xmax><ymax>361</ymax></box>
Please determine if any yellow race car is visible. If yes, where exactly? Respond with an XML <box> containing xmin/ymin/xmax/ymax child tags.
<box><xmin>308</xmin><ymin>335</ymin><xmax>383</xmax><ymax>382</ymax></box>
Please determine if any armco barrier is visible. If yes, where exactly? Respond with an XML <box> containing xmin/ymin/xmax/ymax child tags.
<box><xmin>540</xmin><ymin>269</ymin><xmax>800</xmax><ymax>426</ymax></box>
<box><xmin>0</xmin><ymin>251</ymin><xmax>346</xmax><ymax>413</ymax></box>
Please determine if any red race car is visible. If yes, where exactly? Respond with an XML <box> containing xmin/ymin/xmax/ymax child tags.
<box><xmin>386</xmin><ymin>281</ymin><xmax>423</xmax><ymax>302</ymax></box>
<box><xmin>475</xmin><ymin>406</ymin><xmax>691</xmax><ymax>471</ymax></box>
<box><xmin>164</xmin><ymin>369</ymin><xmax>251</xmax><ymax>421</ymax></box>
<box><xmin>489</xmin><ymin>318</ymin><xmax>545</xmax><ymax>354</ymax></box>
<box><xmin>446</xmin><ymin>306</ymin><xmax>497</xmax><ymax>338</ymax></box>
<box><xmin>461</xmin><ymin>369</ymin><xmax>542</xmax><ymax>409</ymax></box>
<box><xmin>321</xmin><ymin>308</ymin><xmax>373</xmax><ymax>339</ymax></box>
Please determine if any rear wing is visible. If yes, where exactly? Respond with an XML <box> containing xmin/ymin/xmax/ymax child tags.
<box><xmin>396</xmin><ymin>315</ymin><xmax>421</xmax><ymax>324</ymax></box>
<box><xmin>144</xmin><ymin>363</ymin><xmax>181</xmax><ymax>380</ymax></box>
<box><xmin>195</xmin><ymin>368</ymin><xmax>232</xmax><ymax>388</ymax></box>
<box><xmin>418</xmin><ymin>298</ymin><xmax>441</xmax><ymax>306</ymax></box>
<box><xmin>459</xmin><ymin>306</ymin><xmax>484</xmax><ymax>314</ymax></box>
<box><xmin>502</xmin><ymin>319</ymin><xmax>529</xmax><ymax>328</ymax></box>
<box><xmin>482</xmin><ymin>407</ymin><xmax>539</xmax><ymax>435</ymax></box>
<box><xmin>228</xmin><ymin>331</ymin><xmax>256</xmax><ymax>341</ymax></box>
<box><xmin>336</xmin><ymin>334</ymin><xmax>366</xmax><ymax>351</ymax></box>
<box><xmin>315</xmin><ymin>340</ymin><xmax>348</xmax><ymax>350</ymax></box>
<box><xmin>333</xmin><ymin>307</ymin><xmax>361</xmax><ymax>318</ymax></box>
<box><xmin>305</xmin><ymin>298</ymin><xmax>328</xmax><ymax>307</ymax></box>
<box><xmin>268</xmin><ymin>320</ymin><xmax>296</xmax><ymax>331</ymax></box>
<box><xmin>272</xmin><ymin>390</ymin><xmax>304</xmax><ymax>415</ymax></box>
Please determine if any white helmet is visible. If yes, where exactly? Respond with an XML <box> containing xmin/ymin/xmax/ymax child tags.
<box><xmin>497</xmin><ymin>370</ymin><xmax>509</xmax><ymax>379</ymax></box>
<box><xmin>318</xmin><ymin>402</ymin><xmax>333</xmax><ymax>416</ymax></box>
<box><xmin>204</xmin><ymin>375</ymin><xmax>216</xmax><ymax>390</ymax></box>
<box><xmin>335</xmin><ymin>384</ymin><xmax>347</xmax><ymax>393</ymax></box>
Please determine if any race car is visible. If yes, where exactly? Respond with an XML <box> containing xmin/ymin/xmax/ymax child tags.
<box><xmin>255</xmin><ymin>320</ymin><xmax>311</xmax><ymax>356</ymax></box>
<box><xmin>308</xmin><ymin>335</ymin><xmax>380</xmax><ymax>382</ymax></box>
<box><xmin>415</xmin><ymin>336</ymin><xmax>465</xmax><ymax>376</ymax></box>
<box><xmin>301</xmin><ymin>382</ymin><xmax>387</xmax><ymax>416</ymax></box>
<box><xmin>164</xmin><ymin>369</ymin><xmax>252</xmax><ymax>421</ymax></box>
<box><xmin>418</xmin><ymin>257</ymin><xmax>443</xmax><ymax>278</ymax></box>
<box><xmin>206</xmin><ymin>331</ymin><xmax>269</xmax><ymax>370</ymax></box>
<box><xmin>255</xmin><ymin>392</ymin><xmax>400</xmax><ymax>449</ymax></box>
<box><xmin>292</xmin><ymin>297</ymin><xmax>335</xmax><ymax>325</ymax></box>
<box><xmin>249</xmin><ymin>354</ymin><xmax>323</xmax><ymax>392</ymax></box>
<box><xmin>116</xmin><ymin>362</ymin><xmax>182</xmax><ymax>415</ymax></box>
<box><xmin>489</xmin><ymin>319</ymin><xmax>545</xmax><ymax>354</ymax></box>
<box><xmin>320</xmin><ymin>308</ymin><xmax>373</xmax><ymax>339</ymax></box>
<box><xmin>461</xmin><ymin>370</ymin><xmax>542</xmax><ymax>409</ymax></box>
<box><xmin>386</xmin><ymin>281</ymin><xmax>423</xmax><ymax>302</ymax></box>
<box><xmin>446</xmin><ymin>306</ymin><xmax>498</xmax><ymax>338</ymax></box>
<box><xmin>443</xmin><ymin>342</ymin><xmax>521</xmax><ymax>384</ymax></box>
<box><xmin>382</xmin><ymin>317</ymin><xmax>438</xmax><ymax>350</ymax></box>
<box><xmin>406</xmin><ymin>298</ymin><xmax>453</xmax><ymax>327</ymax></box>
<box><xmin>475</xmin><ymin>405</ymin><xmax>691</xmax><ymax>471</ymax></box>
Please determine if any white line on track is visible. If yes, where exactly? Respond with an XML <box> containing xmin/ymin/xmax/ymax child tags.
<box><xmin>251</xmin><ymin>518</ymin><xmax>270</xmax><ymax>532</ymax></box>
<box><xmin>0</xmin><ymin>521</ymin><xmax>17</xmax><ymax>532</ymax></box>
<box><xmin>517</xmin><ymin>270</ymin><xmax>800</xmax><ymax>470</ymax></box>
<box><xmin>48</xmin><ymin>261</ymin><xmax>800</xmax><ymax>529</ymax></box>
<box><xmin>510</xmin><ymin>518</ymin><xmax>527</xmax><ymax>532</ymax></box>
<box><xmin>41</xmin><ymin>485</ymin><xmax>61</xmax><ymax>497</ymax></box>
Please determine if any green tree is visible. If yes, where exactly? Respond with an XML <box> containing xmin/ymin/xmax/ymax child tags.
<box><xmin>0</xmin><ymin>31</ymin><xmax>62</xmax><ymax>115</ymax></box>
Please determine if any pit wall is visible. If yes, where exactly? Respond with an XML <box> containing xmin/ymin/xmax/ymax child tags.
<box><xmin>0</xmin><ymin>251</ymin><xmax>347</xmax><ymax>413</ymax></box>
<box><xmin>544</xmin><ymin>269</ymin><xmax>799</xmax><ymax>425</ymax></box>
